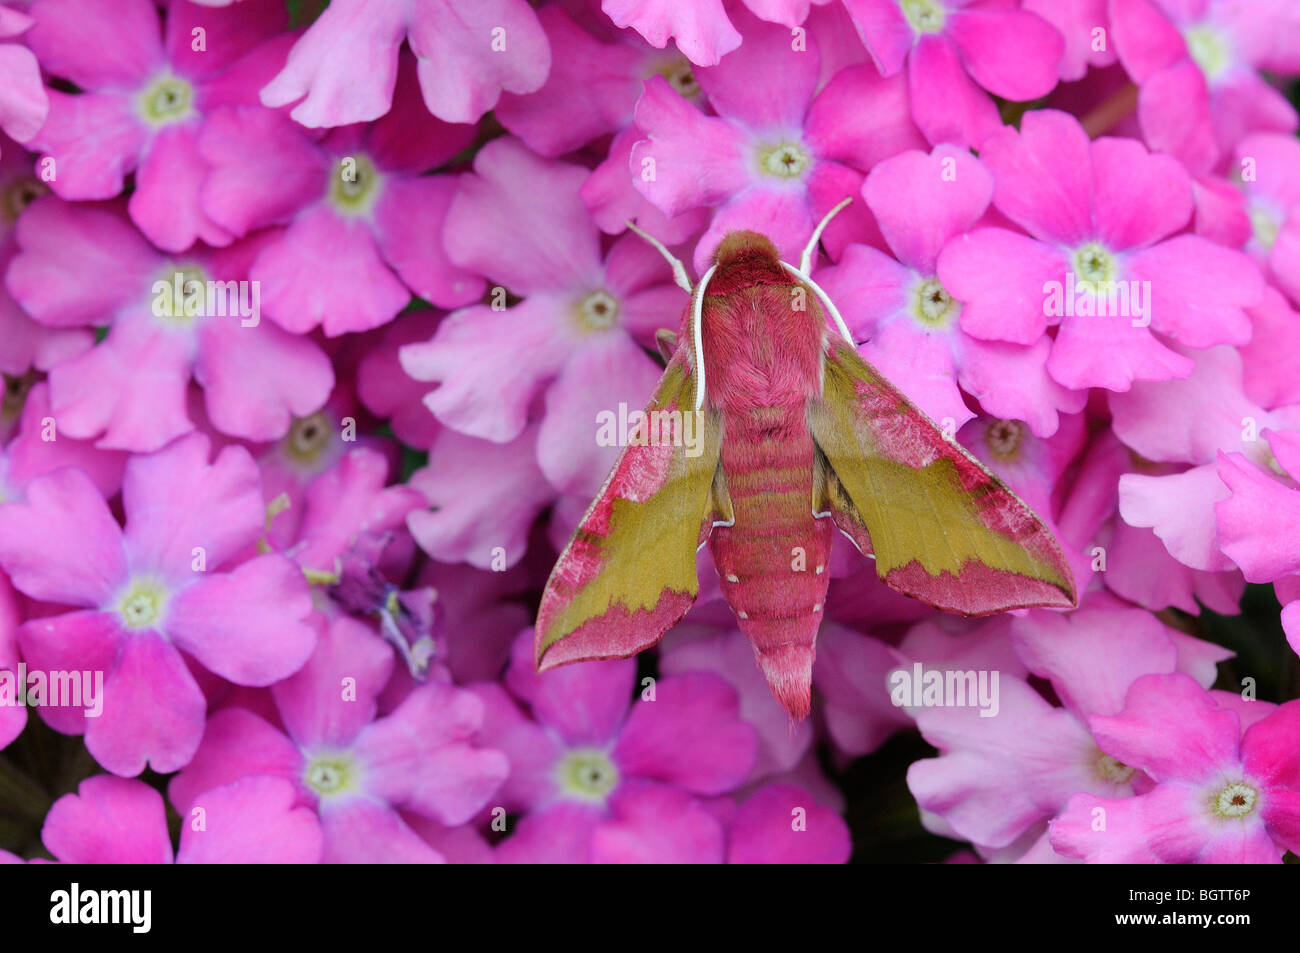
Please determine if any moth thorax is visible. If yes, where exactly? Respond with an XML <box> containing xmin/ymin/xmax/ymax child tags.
<box><xmin>1</xmin><ymin>177</ymin><xmax>46</xmax><ymax>223</ymax></box>
<box><xmin>901</xmin><ymin>0</ymin><xmax>945</xmax><ymax>34</ymax></box>
<box><xmin>985</xmin><ymin>418</ymin><xmax>1024</xmax><ymax>460</ymax></box>
<box><xmin>1211</xmin><ymin>781</ymin><xmax>1257</xmax><ymax>819</ymax></box>
<box><xmin>575</xmin><ymin>290</ymin><xmax>620</xmax><ymax>332</ymax></box>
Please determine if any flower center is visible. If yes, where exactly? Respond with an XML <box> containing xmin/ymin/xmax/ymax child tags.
<box><xmin>900</xmin><ymin>0</ymin><xmax>945</xmax><ymax>34</ymax></box>
<box><xmin>910</xmin><ymin>278</ymin><xmax>957</xmax><ymax>328</ymax></box>
<box><xmin>985</xmin><ymin>418</ymin><xmax>1024</xmax><ymax>460</ymax></box>
<box><xmin>759</xmin><ymin>142</ymin><xmax>811</xmax><ymax>179</ymax></box>
<box><xmin>1249</xmin><ymin>205</ymin><xmax>1279</xmax><ymax>250</ymax></box>
<box><xmin>655</xmin><ymin>56</ymin><xmax>700</xmax><ymax>99</ymax></box>
<box><xmin>1095</xmin><ymin>752</ymin><xmax>1136</xmax><ymax>785</ymax></box>
<box><xmin>139</xmin><ymin>75</ymin><xmax>195</xmax><ymax>125</ymax></box>
<box><xmin>1184</xmin><ymin>26</ymin><xmax>1231</xmax><ymax>82</ymax></box>
<box><xmin>1071</xmin><ymin>241</ymin><xmax>1116</xmax><ymax>291</ymax></box>
<box><xmin>329</xmin><ymin>154</ymin><xmax>382</xmax><ymax>216</ymax></box>
<box><xmin>2</xmin><ymin>178</ymin><xmax>46</xmax><ymax>223</ymax></box>
<box><xmin>575</xmin><ymin>290</ymin><xmax>620</xmax><ymax>332</ymax></box>
<box><xmin>116</xmin><ymin>578</ymin><xmax>169</xmax><ymax>631</ymax></box>
<box><xmin>153</xmin><ymin>264</ymin><xmax>208</xmax><ymax>326</ymax></box>
<box><xmin>285</xmin><ymin>411</ymin><xmax>333</xmax><ymax>463</ymax></box>
<box><xmin>556</xmin><ymin>748</ymin><xmax>619</xmax><ymax>803</ymax></box>
<box><xmin>305</xmin><ymin>753</ymin><xmax>357</xmax><ymax>798</ymax></box>
<box><xmin>1212</xmin><ymin>781</ymin><xmax>1257</xmax><ymax>819</ymax></box>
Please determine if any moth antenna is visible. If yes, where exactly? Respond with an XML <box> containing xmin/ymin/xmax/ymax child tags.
<box><xmin>692</xmin><ymin>263</ymin><xmax>718</xmax><ymax>411</ymax></box>
<box><xmin>625</xmin><ymin>220</ymin><xmax>693</xmax><ymax>294</ymax></box>
<box><xmin>799</xmin><ymin>197</ymin><xmax>853</xmax><ymax>274</ymax></box>
<box><xmin>780</xmin><ymin>261</ymin><xmax>854</xmax><ymax>345</ymax></box>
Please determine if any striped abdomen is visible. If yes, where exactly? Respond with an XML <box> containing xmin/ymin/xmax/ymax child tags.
<box><xmin>708</xmin><ymin>403</ymin><xmax>831</xmax><ymax>717</ymax></box>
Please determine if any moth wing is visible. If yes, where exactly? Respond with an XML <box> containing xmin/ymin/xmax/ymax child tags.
<box><xmin>809</xmin><ymin>338</ymin><xmax>1076</xmax><ymax>614</ymax></box>
<box><xmin>536</xmin><ymin>351</ymin><xmax>726</xmax><ymax>670</ymax></box>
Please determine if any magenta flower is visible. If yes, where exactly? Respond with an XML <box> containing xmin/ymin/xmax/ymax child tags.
<box><xmin>24</xmin><ymin>0</ymin><xmax>288</xmax><ymax>251</ymax></box>
<box><xmin>1110</xmin><ymin>0</ymin><xmax>1300</xmax><ymax>174</ymax></box>
<box><xmin>0</xmin><ymin>382</ymin><xmax>126</xmax><ymax>503</ymax></box>
<box><xmin>201</xmin><ymin>59</ymin><xmax>481</xmax><ymax>336</ymax></box>
<box><xmin>170</xmin><ymin>613</ymin><xmax>508</xmax><ymax>863</ymax></box>
<box><xmin>937</xmin><ymin>109</ymin><xmax>1263</xmax><ymax>391</ymax></box>
<box><xmin>0</xmin><ymin>433</ymin><xmax>317</xmax><ymax>776</ymax></box>
<box><xmin>1216</xmin><ymin>428</ymin><xmax>1300</xmax><ymax>653</ymax></box>
<box><xmin>0</xmin><ymin>5</ymin><xmax>47</xmax><ymax>151</ymax></box>
<box><xmin>6</xmin><ymin>198</ymin><xmax>334</xmax><ymax>452</ymax></box>
<box><xmin>0</xmin><ymin>571</ymin><xmax>22</xmax><ymax>750</ymax></box>
<box><xmin>260</xmin><ymin>0</ymin><xmax>550</xmax><ymax>126</ymax></box>
<box><xmin>42</xmin><ymin>774</ymin><xmax>323</xmax><ymax>864</ymax></box>
<box><xmin>602</xmin><ymin>0</ymin><xmax>822</xmax><ymax>67</ymax></box>
<box><xmin>724</xmin><ymin>783</ymin><xmax>852</xmax><ymax>863</ymax></box>
<box><xmin>475</xmin><ymin>633</ymin><xmax>758</xmax><ymax>863</ymax></box>
<box><xmin>820</xmin><ymin>145</ymin><xmax>1085</xmax><ymax>436</ymax></box>
<box><xmin>1230</xmin><ymin>134</ymin><xmax>1300</xmax><ymax>309</ymax></box>
<box><xmin>1051</xmin><ymin>674</ymin><xmax>1300</xmax><ymax>863</ymax></box>
<box><xmin>631</xmin><ymin>11</ymin><xmax>925</xmax><ymax>271</ymax></box>
<box><xmin>400</xmin><ymin>136</ymin><xmax>686</xmax><ymax>497</ymax></box>
<box><xmin>843</xmin><ymin>0</ymin><xmax>1064</xmax><ymax>147</ymax></box>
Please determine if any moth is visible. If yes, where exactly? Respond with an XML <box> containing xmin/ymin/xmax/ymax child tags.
<box><xmin>535</xmin><ymin>202</ymin><xmax>1076</xmax><ymax>718</ymax></box>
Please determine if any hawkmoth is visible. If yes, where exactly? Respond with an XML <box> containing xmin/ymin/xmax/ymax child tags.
<box><xmin>536</xmin><ymin>203</ymin><xmax>1076</xmax><ymax>718</ymax></box>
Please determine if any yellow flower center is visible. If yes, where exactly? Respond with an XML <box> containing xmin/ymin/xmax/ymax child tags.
<box><xmin>305</xmin><ymin>753</ymin><xmax>358</xmax><ymax>797</ymax></box>
<box><xmin>575</xmin><ymin>290</ymin><xmax>620</xmax><ymax>332</ymax></box>
<box><xmin>139</xmin><ymin>75</ymin><xmax>195</xmax><ymax>125</ymax></box>
<box><xmin>285</xmin><ymin>411</ymin><xmax>333</xmax><ymax>463</ymax></box>
<box><xmin>985</xmin><ymin>419</ymin><xmax>1025</xmax><ymax>460</ymax></box>
<box><xmin>759</xmin><ymin>142</ymin><xmax>811</xmax><ymax>179</ymax></box>
<box><xmin>910</xmin><ymin>278</ymin><xmax>957</xmax><ymax>328</ymax></box>
<box><xmin>557</xmin><ymin>748</ymin><xmax>619</xmax><ymax>802</ymax></box>
<box><xmin>1211</xmin><ymin>781</ymin><xmax>1257</xmax><ymax>819</ymax></box>
<box><xmin>1184</xmin><ymin>26</ymin><xmax>1231</xmax><ymax>82</ymax></box>
<box><xmin>901</xmin><ymin>0</ymin><xmax>946</xmax><ymax>34</ymax></box>
<box><xmin>116</xmin><ymin>578</ymin><xmax>169</xmax><ymax>630</ymax></box>
<box><xmin>329</xmin><ymin>154</ymin><xmax>383</xmax><ymax>216</ymax></box>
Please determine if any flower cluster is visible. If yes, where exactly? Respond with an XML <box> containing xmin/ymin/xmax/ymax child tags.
<box><xmin>0</xmin><ymin>0</ymin><xmax>1298</xmax><ymax>865</ymax></box>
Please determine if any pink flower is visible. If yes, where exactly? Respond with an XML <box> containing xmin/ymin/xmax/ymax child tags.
<box><xmin>631</xmin><ymin>11</ymin><xmax>925</xmax><ymax>271</ymax></box>
<box><xmin>1215</xmin><ymin>427</ymin><xmax>1300</xmax><ymax>652</ymax></box>
<box><xmin>820</xmin><ymin>145</ymin><xmax>1085</xmax><ymax>436</ymax></box>
<box><xmin>1230</xmin><ymin>134</ymin><xmax>1300</xmax><ymax>309</ymax></box>
<box><xmin>1050</xmin><ymin>674</ymin><xmax>1300</xmax><ymax>863</ymax></box>
<box><xmin>1110</xmin><ymin>0</ymin><xmax>1300</xmax><ymax>174</ymax></box>
<box><xmin>723</xmin><ymin>782</ymin><xmax>852</xmax><ymax>863</ymax></box>
<box><xmin>1023</xmin><ymin>0</ymin><xmax>1115</xmax><ymax>81</ymax></box>
<box><xmin>24</xmin><ymin>0</ymin><xmax>289</xmax><ymax>250</ymax></box>
<box><xmin>0</xmin><ymin>4</ymin><xmax>47</xmax><ymax>149</ymax></box>
<box><xmin>261</xmin><ymin>0</ymin><xmax>550</xmax><ymax>126</ymax></box>
<box><xmin>170</xmin><ymin>613</ymin><xmax>508</xmax><ymax>863</ymax></box>
<box><xmin>937</xmin><ymin>109</ymin><xmax>1263</xmax><ymax>391</ymax></box>
<box><xmin>400</xmin><ymin>137</ymin><xmax>686</xmax><ymax>498</ymax></box>
<box><xmin>41</xmin><ymin>774</ymin><xmax>323</xmax><ymax>863</ymax></box>
<box><xmin>201</xmin><ymin>58</ymin><xmax>481</xmax><ymax>336</ymax></box>
<box><xmin>0</xmin><ymin>433</ymin><xmax>317</xmax><ymax>776</ymax></box>
<box><xmin>6</xmin><ymin>198</ymin><xmax>334</xmax><ymax>452</ymax></box>
<box><xmin>1113</xmin><ymin>345</ymin><xmax>1300</xmax><ymax>573</ymax></box>
<box><xmin>843</xmin><ymin>0</ymin><xmax>1064</xmax><ymax>147</ymax></box>
<box><xmin>476</xmin><ymin>633</ymin><xmax>758</xmax><ymax>863</ymax></box>
<box><xmin>0</xmin><ymin>382</ymin><xmax>126</xmax><ymax>503</ymax></box>
<box><xmin>602</xmin><ymin>0</ymin><xmax>829</xmax><ymax>67</ymax></box>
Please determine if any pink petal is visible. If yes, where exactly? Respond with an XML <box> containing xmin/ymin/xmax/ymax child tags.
<box><xmin>804</xmin><ymin>61</ymin><xmax>926</xmax><ymax>171</ymax></box>
<box><xmin>42</xmin><ymin>775</ymin><xmax>172</xmax><ymax>864</ymax></box>
<box><xmin>15</xmin><ymin>611</ymin><xmax>123</xmax><ymax>734</ymax></box>
<box><xmin>696</xmin><ymin>11</ymin><xmax>819</xmax><ymax>129</ymax></box>
<box><xmin>1118</xmin><ymin>466</ymin><xmax>1234</xmax><ymax>572</ymax></box>
<box><xmin>129</xmin><ymin>123</ymin><xmax>233</xmax><ymax>252</ymax></box>
<box><xmin>29</xmin><ymin>91</ymin><xmax>149</xmax><ymax>199</ymax></box>
<box><xmin>0</xmin><ymin>44</ymin><xmax>46</xmax><ymax>143</ymax></box>
<box><xmin>906</xmin><ymin>33</ymin><xmax>1001</xmax><ymax>148</ymax></box>
<box><xmin>602</xmin><ymin>0</ymin><xmax>741</xmax><ymax>66</ymax></box>
<box><xmin>495</xmin><ymin>801</ymin><xmax>603</xmax><ymax>863</ymax></box>
<box><xmin>167</xmin><ymin>706</ymin><xmax>303</xmax><ymax>813</ymax></box>
<box><xmin>373</xmin><ymin>176</ymin><xmax>485</xmax><ymax>310</ymax></box>
<box><xmin>318</xmin><ymin>797</ymin><xmax>445</xmax><ymax>863</ymax></box>
<box><xmin>939</xmin><ymin>228</ymin><xmax>1065</xmax><ymax>344</ymax></box>
<box><xmin>86</xmin><ymin>630</ymin><xmax>207</xmax><ymax>776</ymax></box>
<box><xmin>947</xmin><ymin>7</ymin><xmax>1064</xmax><ymax>102</ymax></box>
<box><xmin>177</xmin><ymin>775</ymin><xmax>323</xmax><ymax>863</ymax></box>
<box><xmin>1090</xmin><ymin>136</ymin><xmax>1193</xmax><ymax>251</ymax></box>
<box><xmin>1136</xmin><ymin>61</ymin><xmax>1217</xmax><ymax>173</ymax></box>
<box><xmin>122</xmin><ymin>434</ymin><xmax>263</xmax><ymax>579</ymax></box>
<box><xmin>0</xmin><ymin>468</ymin><xmax>126</xmax><ymax>605</ymax></box>
<box><xmin>1089</xmin><ymin>673</ymin><xmax>1240</xmax><ymax>785</ymax></box>
<box><xmin>504</xmin><ymin>629</ymin><xmax>634</xmax><ymax>746</ymax></box>
<box><xmin>26</xmin><ymin>0</ymin><xmax>162</xmax><ymax>89</ymax></box>
<box><xmin>167</xmin><ymin>555</ymin><xmax>315</xmax><ymax>686</ymax></box>
<box><xmin>354</xmin><ymin>682</ymin><xmax>508</xmax><ymax>823</ymax></box>
<box><xmin>613</xmin><ymin>672</ymin><xmax>758</xmax><ymax>795</ymax></box>
<box><xmin>727</xmin><ymin>783</ymin><xmax>851</xmax><ymax>863</ymax></box>
<box><xmin>1241</xmin><ymin>700</ymin><xmax>1300</xmax><ymax>790</ymax></box>
<box><xmin>840</xmin><ymin>0</ymin><xmax>914</xmax><ymax>76</ymax></box>
<box><xmin>1125</xmin><ymin>235</ymin><xmax>1259</xmax><ymax>347</ymax></box>
<box><xmin>592</xmin><ymin>781</ymin><xmax>726</xmax><ymax>862</ymax></box>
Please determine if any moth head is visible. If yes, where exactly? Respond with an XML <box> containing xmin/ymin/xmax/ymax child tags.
<box><xmin>712</xmin><ymin>230</ymin><xmax>780</xmax><ymax>270</ymax></box>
